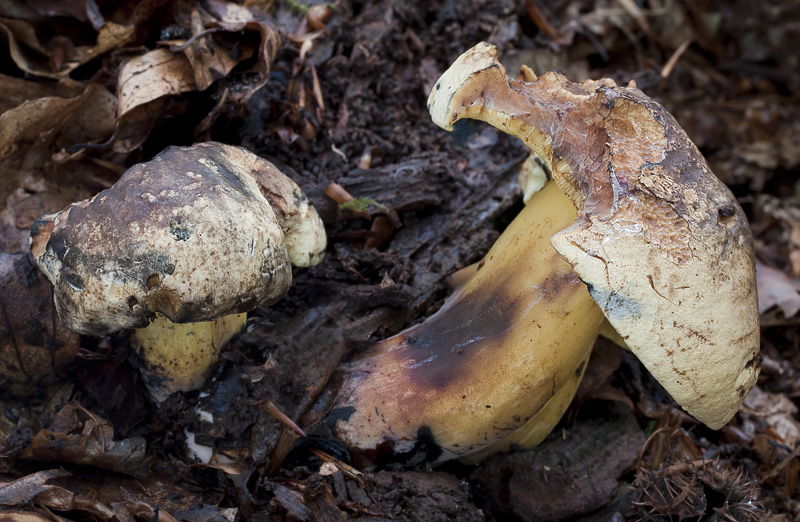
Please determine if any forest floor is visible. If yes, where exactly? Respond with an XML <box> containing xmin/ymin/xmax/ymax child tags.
<box><xmin>1</xmin><ymin>1</ymin><xmax>799</xmax><ymax>520</ymax></box>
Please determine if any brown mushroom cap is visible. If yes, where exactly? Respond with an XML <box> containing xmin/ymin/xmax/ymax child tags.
<box><xmin>427</xmin><ymin>43</ymin><xmax>760</xmax><ymax>429</ymax></box>
<box><xmin>29</xmin><ymin>142</ymin><xmax>326</xmax><ymax>336</ymax></box>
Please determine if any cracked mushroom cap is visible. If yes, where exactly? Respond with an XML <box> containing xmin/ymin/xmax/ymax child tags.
<box><xmin>427</xmin><ymin>43</ymin><xmax>760</xmax><ymax>429</ymax></box>
<box><xmin>29</xmin><ymin>142</ymin><xmax>326</xmax><ymax>336</ymax></box>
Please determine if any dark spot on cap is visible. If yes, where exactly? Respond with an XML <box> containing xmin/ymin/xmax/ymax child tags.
<box><xmin>169</xmin><ymin>219</ymin><xmax>193</xmax><ymax>241</ymax></box>
<box><xmin>744</xmin><ymin>354</ymin><xmax>762</xmax><ymax>371</ymax></box>
<box><xmin>146</xmin><ymin>273</ymin><xmax>161</xmax><ymax>290</ymax></box>
<box><xmin>717</xmin><ymin>206</ymin><xmax>738</xmax><ymax>227</ymax></box>
<box><xmin>64</xmin><ymin>272</ymin><xmax>85</xmax><ymax>290</ymax></box>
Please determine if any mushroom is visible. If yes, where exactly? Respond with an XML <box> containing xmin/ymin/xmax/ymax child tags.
<box><xmin>29</xmin><ymin>142</ymin><xmax>326</xmax><ymax>401</ymax></box>
<box><xmin>329</xmin><ymin>43</ymin><xmax>760</xmax><ymax>466</ymax></box>
<box><xmin>427</xmin><ymin>43</ymin><xmax>760</xmax><ymax>429</ymax></box>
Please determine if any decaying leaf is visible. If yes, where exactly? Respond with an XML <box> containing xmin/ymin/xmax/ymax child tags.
<box><xmin>0</xmin><ymin>469</ymin><xmax>70</xmax><ymax>506</ymax></box>
<box><xmin>114</xmin><ymin>48</ymin><xmax>198</xmax><ymax>153</ymax></box>
<box><xmin>16</xmin><ymin>401</ymin><xmax>149</xmax><ymax>476</ymax></box>
<box><xmin>0</xmin><ymin>15</ymin><xmax>134</xmax><ymax>79</ymax></box>
<box><xmin>0</xmin><ymin>80</ymin><xmax>116</xmax><ymax>253</ymax></box>
<box><xmin>114</xmin><ymin>1</ymin><xmax>280</xmax><ymax>152</ymax></box>
<box><xmin>0</xmin><ymin>252</ymin><xmax>80</xmax><ymax>395</ymax></box>
<box><xmin>756</xmin><ymin>259</ymin><xmax>800</xmax><ymax>318</ymax></box>
<box><xmin>742</xmin><ymin>386</ymin><xmax>800</xmax><ymax>447</ymax></box>
<box><xmin>473</xmin><ymin>406</ymin><xmax>644</xmax><ymax>522</ymax></box>
<box><xmin>0</xmin><ymin>468</ymin><xmax>117</xmax><ymax>520</ymax></box>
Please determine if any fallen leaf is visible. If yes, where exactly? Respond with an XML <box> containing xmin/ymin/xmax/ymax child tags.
<box><xmin>0</xmin><ymin>81</ymin><xmax>116</xmax><ymax>252</ymax></box>
<box><xmin>0</xmin><ymin>15</ymin><xmax>134</xmax><ymax>79</ymax></box>
<box><xmin>17</xmin><ymin>401</ymin><xmax>150</xmax><ymax>476</ymax></box>
<box><xmin>0</xmin><ymin>252</ymin><xmax>80</xmax><ymax>394</ymax></box>
<box><xmin>114</xmin><ymin>48</ymin><xmax>197</xmax><ymax>152</ymax></box>
<box><xmin>0</xmin><ymin>469</ymin><xmax>70</xmax><ymax>506</ymax></box>
<box><xmin>756</xmin><ymin>259</ymin><xmax>800</xmax><ymax>318</ymax></box>
<box><xmin>743</xmin><ymin>385</ymin><xmax>800</xmax><ymax>447</ymax></box>
<box><xmin>474</xmin><ymin>406</ymin><xmax>645</xmax><ymax>522</ymax></box>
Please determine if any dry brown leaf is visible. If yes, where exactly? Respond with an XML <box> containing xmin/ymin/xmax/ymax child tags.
<box><xmin>0</xmin><ymin>510</ymin><xmax>60</xmax><ymax>521</ymax></box>
<box><xmin>0</xmin><ymin>81</ymin><xmax>116</xmax><ymax>252</ymax></box>
<box><xmin>0</xmin><ymin>468</ymin><xmax>116</xmax><ymax>520</ymax></box>
<box><xmin>204</xmin><ymin>1</ymin><xmax>281</xmax><ymax>107</ymax></box>
<box><xmin>0</xmin><ymin>469</ymin><xmax>70</xmax><ymax>505</ymax></box>
<box><xmin>114</xmin><ymin>49</ymin><xmax>197</xmax><ymax>152</ymax></box>
<box><xmin>113</xmin><ymin>1</ymin><xmax>280</xmax><ymax>152</ymax></box>
<box><xmin>0</xmin><ymin>82</ymin><xmax>115</xmax><ymax>160</ymax></box>
<box><xmin>116</xmin><ymin>489</ymin><xmax>180</xmax><ymax>522</ymax></box>
<box><xmin>0</xmin><ymin>15</ymin><xmax>134</xmax><ymax>79</ymax></box>
<box><xmin>743</xmin><ymin>386</ymin><xmax>800</xmax><ymax>447</ymax></box>
<box><xmin>169</xmin><ymin>7</ymin><xmax>248</xmax><ymax>91</ymax></box>
<box><xmin>0</xmin><ymin>17</ymin><xmax>54</xmax><ymax>77</ymax></box>
<box><xmin>117</xmin><ymin>49</ymin><xmax>197</xmax><ymax>117</ymax></box>
<box><xmin>0</xmin><ymin>252</ymin><xmax>80</xmax><ymax>394</ymax></box>
<box><xmin>0</xmin><ymin>74</ymin><xmax>86</xmax><ymax>114</ymax></box>
<box><xmin>756</xmin><ymin>259</ymin><xmax>800</xmax><ymax>318</ymax></box>
<box><xmin>17</xmin><ymin>401</ymin><xmax>150</xmax><ymax>476</ymax></box>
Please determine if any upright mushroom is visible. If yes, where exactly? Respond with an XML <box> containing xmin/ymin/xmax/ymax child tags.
<box><xmin>29</xmin><ymin>142</ymin><xmax>326</xmax><ymax>401</ymax></box>
<box><xmin>330</xmin><ymin>43</ymin><xmax>759</xmax><ymax>466</ymax></box>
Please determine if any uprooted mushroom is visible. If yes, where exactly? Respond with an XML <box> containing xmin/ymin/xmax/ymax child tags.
<box><xmin>329</xmin><ymin>43</ymin><xmax>760</xmax><ymax>467</ymax></box>
<box><xmin>29</xmin><ymin>142</ymin><xmax>326</xmax><ymax>402</ymax></box>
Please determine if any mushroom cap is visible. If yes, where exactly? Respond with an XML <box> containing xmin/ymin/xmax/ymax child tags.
<box><xmin>29</xmin><ymin>142</ymin><xmax>326</xmax><ymax>335</ymax></box>
<box><xmin>427</xmin><ymin>43</ymin><xmax>760</xmax><ymax>429</ymax></box>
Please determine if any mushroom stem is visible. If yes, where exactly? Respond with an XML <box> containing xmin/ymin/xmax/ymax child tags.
<box><xmin>131</xmin><ymin>313</ymin><xmax>247</xmax><ymax>403</ymax></box>
<box><xmin>331</xmin><ymin>182</ymin><xmax>604</xmax><ymax>466</ymax></box>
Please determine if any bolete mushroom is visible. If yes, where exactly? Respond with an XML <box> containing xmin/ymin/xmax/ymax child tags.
<box><xmin>329</xmin><ymin>43</ymin><xmax>760</xmax><ymax>466</ymax></box>
<box><xmin>29</xmin><ymin>142</ymin><xmax>326</xmax><ymax>401</ymax></box>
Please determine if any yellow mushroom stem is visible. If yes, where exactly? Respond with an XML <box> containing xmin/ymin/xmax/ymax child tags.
<box><xmin>331</xmin><ymin>182</ymin><xmax>605</xmax><ymax>466</ymax></box>
<box><xmin>131</xmin><ymin>313</ymin><xmax>247</xmax><ymax>402</ymax></box>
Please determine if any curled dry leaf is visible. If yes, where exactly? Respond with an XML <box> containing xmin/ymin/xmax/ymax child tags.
<box><xmin>0</xmin><ymin>469</ymin><xmax>70</xmax><ymax>506</ymax></box>
<box><xmin>0</xmin><ymin>15</ymin><xmax>134</xmax><ymax>79</ymax></box>
<box><xmin>0</xmin><ymin>468</ymin><xmax>115</xmax><ymax>520</ymax></box>
<box><xmin>17</xmin><ymin>401</ymin><xmax>149</xmax><ymax>476</ymax></box>
<box><xmin>114</xmin><ymin>48</ymin><xmax>197</xmax><ymax>153</ymax></box>
<box><xmin>0</xmin><ymin>511</ymin><xmax>58</xmax><ymax>521</ymax></box>
<box><xmin>0</xmin><ymin>252</ymin><xmax>79</xmax><ymax>394</ymax></box>
<box><xmin>0</xmin><ymin>82</ymin><xmax>116</xmax><ymax>161</ymax></box>
<box><xmin>0</xmin><ymin>81</ymin><xmax>116</xmax><ymax>253</ymax></box>
<box><xmin>115</xmin><ymin>1</ymin><xmax>280</xmax><ymax>152</ymax></box>
<box><xmin>742</xmin><ymin>386</ymin><xmax>800</xmax><ymax>447</ymax></box>
<box><xmin>0</xmin><ymin>74</ymin><xmax>82</xmax><ymax>115</ymax></box>
<box><xmin>756</xmin><ymin>259</ymin><xmax>800</xmax><ymax>318</ymax></box>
